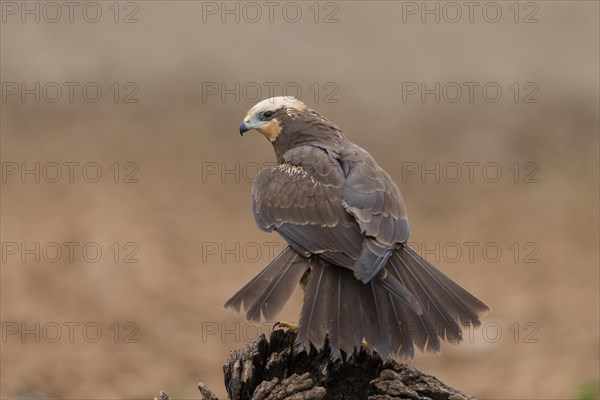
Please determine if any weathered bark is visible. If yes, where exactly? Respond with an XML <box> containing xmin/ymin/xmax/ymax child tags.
<box><xmin>159</xmin><ymin>329</ymin><xmax>474</xmax><ymax>400</ymax></box>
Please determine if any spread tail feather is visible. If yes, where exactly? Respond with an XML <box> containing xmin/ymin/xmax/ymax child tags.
<box><xmin>296</xmin><ymin>245</ymin><xmax>489</xmax><ymax>360</ymax></box>
<box><xmin>224</xmin><ymin>246</ymin><xmax>311</xmax><ymax>322</ymax></box>
<box><xmin>388</xmin><ymin>245</ymin><xmax>490</xmax><ymax>344</ymax></box>
<box><xmin>297</xmin><ymin>260</ymin><xmax>375</xmax><ymax>358</ymax></box>
<box><xmin>227</xmin><ymin>244</ymin><xmax>489</xmax><ymax>360</ymax></box>
<box><xmin>297</xmin><ymin>260</ymin><xmax>424</xmax><ymax>359</ymax></box>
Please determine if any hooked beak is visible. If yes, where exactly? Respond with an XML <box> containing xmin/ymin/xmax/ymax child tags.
<box><xmin>239</xmin><ymin>117</ymin><xmax>251</xmax><ymax>136</ymax></box>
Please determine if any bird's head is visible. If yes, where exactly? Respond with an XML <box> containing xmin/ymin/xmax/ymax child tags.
<box><xmin>239</xmin><ymin>96</ymin><xmax>307</xmax><ymax>142</ymax></box>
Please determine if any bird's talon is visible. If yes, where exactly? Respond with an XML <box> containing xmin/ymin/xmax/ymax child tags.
<box><xmin>274</xmin><ymin>321</ymin><xmax>299</xmax><ymax>332</ymax></box>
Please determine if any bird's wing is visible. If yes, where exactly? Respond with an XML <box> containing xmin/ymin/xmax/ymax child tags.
<box><xmin>341</xmin><ymin>146</ymin><xmax>409</xmax><ymax>244</ymax></box>
<box><xmin>252</xmin><ymin>145</ymin><xmax>363</xmax><ymax>268</ymax></box>
<box><xmin>253</xmin><ymin>144</ymin><xmax>410</xmax><ymax>282</ymax></box>
<box><xmin>340</xmin><ymin>145</ymin><xmax>411</xmax><ymax>282</ymax></box>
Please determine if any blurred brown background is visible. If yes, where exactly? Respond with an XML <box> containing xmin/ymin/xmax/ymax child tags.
<box><xmin>1</xmin><ymin>1</ymin><xmax>598</xmax><ymax>399</ymax></box>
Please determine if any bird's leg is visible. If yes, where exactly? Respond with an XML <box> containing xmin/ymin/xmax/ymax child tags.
<box><xmin>272</xmin><ymin>268</ymin><xmax>311</xmax><ymax>333</ymax></box>
<box><xmin>273</xmin><ymin>321</ymin><xmax>299</xmax><ymax>332</ymax></box>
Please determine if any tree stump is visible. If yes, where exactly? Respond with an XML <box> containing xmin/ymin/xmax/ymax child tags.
<box><xmin>160</xmin><ymin>329</ymin><xmax>474</xmax><ymax>400</ymax></box>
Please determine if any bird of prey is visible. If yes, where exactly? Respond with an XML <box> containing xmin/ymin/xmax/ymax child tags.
<box><xmin>225</xmin><ymin>96</ymin><xmax>489</xmax><ymax>359</ymax></box>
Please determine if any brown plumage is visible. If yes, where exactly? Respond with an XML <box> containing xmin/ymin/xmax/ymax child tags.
<box><xmin>226</xmin><ymin>96</ymin><xmax>490</xmax><ymax>359</ymax></box>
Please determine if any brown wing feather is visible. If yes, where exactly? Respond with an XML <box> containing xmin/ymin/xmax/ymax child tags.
<box><xmin>252</xmin><ymin>145</ymin><xmax>363</xmax><ymax>270</ymax></box>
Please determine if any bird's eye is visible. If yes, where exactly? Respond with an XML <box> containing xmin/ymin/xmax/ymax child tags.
<box><xmin>263</xmin><ymin>110</ymin><xmax>275</xmax><ymax>119</ymax></box>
